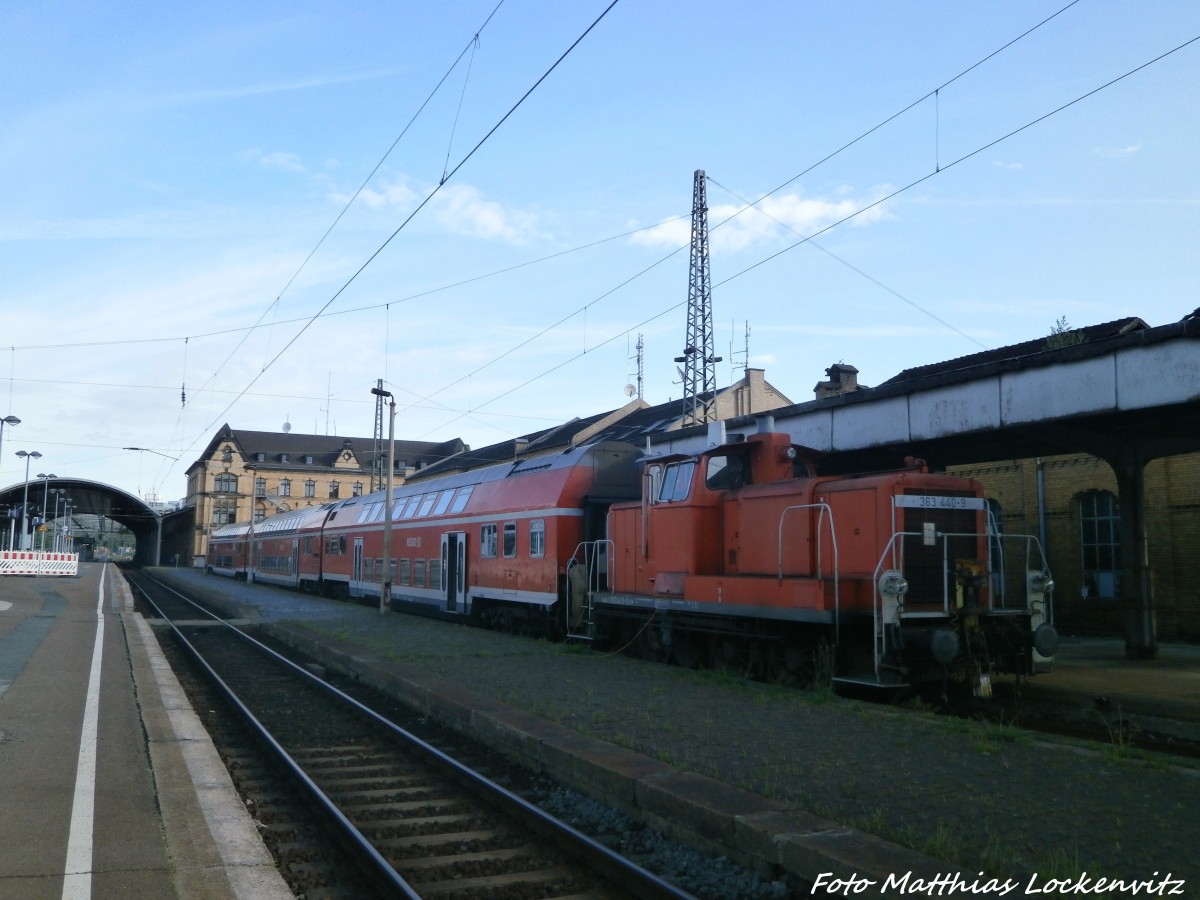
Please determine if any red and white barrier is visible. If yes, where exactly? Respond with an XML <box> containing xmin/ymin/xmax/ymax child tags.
<box><xmin>0</xmin><ymin>551</ymin><xmax>80</xmax><ymax>576</ymax></box>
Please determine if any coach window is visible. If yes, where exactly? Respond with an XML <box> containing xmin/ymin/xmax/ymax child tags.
<box><xmin>429</xmin><ymin>557</ymin><xmax>442</xmax><ymax>590</ymax></box>
<box><xmin>399</xmin><ymin>558</ymin><xmax>410</xmax><ymax>586</ymax></box>
<box><xmin>530</xmin><ymin>519</ymin><xmax>545</xmax><ymax>558</ymax></box>
<box><xmin>329</xmin><ymin>481</ymin><xmax>340</xmax><ymax>499</ymax></box>
<box><xmin>279</xmin><ymin>479</ymin><xmax>291</xmax><ymax>497</ymax></box>
<box><xmin>658</xmin><ymin>461</ymin><xmax>696</xmax><ymax>503</ymax></box>
<box><xmin>433</xmin><ymin>490</ymin><xmax>454</xmax><ymax>516</ymax></box>
<box><xmin>450</xmin><ymin>485</ymin><xmax>474</xmax><ymax>513</ymax></box>
<box><xmin>413</xmin><ymin>558</ymin><xmax>426</xmax><ymax>587</ymax></box>
<box><xmin>418</xmin><ymin>493</ymin><xmax>438</xmax><ymax>517</ymax></box>
<box><xmin>481</xmin><ymin>523</ymin><xmax>498</xmax><ymax>558</ymax></box>
<box><xmin>503</xmin><ymin>521</ymin><xmax>517</xmax><ymax>557</ymax></box>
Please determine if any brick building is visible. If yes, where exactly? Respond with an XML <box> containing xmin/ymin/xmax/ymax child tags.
<box><xmin>947</xmin><ymin>452</ymin><xmax>1200</xmax><ymax>641</ymax></box>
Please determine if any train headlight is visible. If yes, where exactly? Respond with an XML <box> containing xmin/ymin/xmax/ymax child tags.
<box><xmin>1031</xmin><ymin>573</ymin><xmax>1055</xmax><ymax>595</ymax></box>
<box><xmin>878</xmin><ymin>571</ymin><xmax>909</xmax><ymax>597</ymax></box>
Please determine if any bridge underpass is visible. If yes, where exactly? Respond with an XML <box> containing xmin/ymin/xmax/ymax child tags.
<box><xmin>0</xmin><ymin>478</ymin><xmax>161</xmax><ymax>566</ymax></box>
<box><xmin>658</xmin><ymin>317</ymin><xmax>1200</xmax><ymax>658</ymax></box>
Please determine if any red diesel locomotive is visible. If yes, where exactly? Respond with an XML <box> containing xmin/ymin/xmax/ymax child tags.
<box><xmin>208</xmin><ymin>427</ymin><xmax>1057</xmax><ymax>695</ymax></box>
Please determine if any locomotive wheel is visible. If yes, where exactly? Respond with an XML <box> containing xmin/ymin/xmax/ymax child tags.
<box><xmin>670</xmin><ymin>634</ymin><xmax>700</xmax><ymax>669</ymax></box>
<box><xmin>636</xmin><ymin>624</ymin><xmax>669</xmax><ymax>662</ymax></box>
<box><xmin>709</xmin><ymin>637</ymin><xmax>750</xmax><ymax>676</ymax></box>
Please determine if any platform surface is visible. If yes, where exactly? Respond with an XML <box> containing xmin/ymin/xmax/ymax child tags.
<box><xmin>0</xmin><ymin>564</ymin><xmax>288</xmax><ymax>900</ymax></box>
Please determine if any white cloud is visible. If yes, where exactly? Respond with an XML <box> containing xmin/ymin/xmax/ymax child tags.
<box><xmin>992</xmin><ymin>160</ymin><xmax>1023</xmax><ymax>170</ymax></box>
<box><xmin>342</xmin><ymin>177</ymin><xmax>541</xmax><ymax>243</ymax></box>
<box><xmin>1095</xmin><ymin>144</ymin><xmax>1141</xmax><ymax>159</ymax></box>
<box><xmin>258</xmin><ymin>151</ymin><xmax>305</xmax><ymax>173</ymax></box>
<box><xmin>628</xmin><ymin>188</ymin><xmax>891</xmax><ymax>253</ymax></box>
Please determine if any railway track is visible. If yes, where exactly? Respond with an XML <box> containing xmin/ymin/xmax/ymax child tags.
<box><xmin>129</xmin><ymin>570</ymin><xmax>695</xmax><ymax>900</ymax></box>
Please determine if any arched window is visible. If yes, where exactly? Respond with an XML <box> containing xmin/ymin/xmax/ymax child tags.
<box><xmin>1079</xmin><ymin>490</ymin><xmax>1120</xmax><ymax>599</ymax></box>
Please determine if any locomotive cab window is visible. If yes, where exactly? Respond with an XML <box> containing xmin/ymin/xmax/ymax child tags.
<box><xmin>658</xmin><ymin>461</ymin><xmax>696</xmax><ymax>503</ymax></box>
<box><xmin>705</xmin><ymin>453</ymin><xmax>748</xmax><ymax>491</ymax></box>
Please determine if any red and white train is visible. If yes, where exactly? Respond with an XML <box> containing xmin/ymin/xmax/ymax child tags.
<box><xmin>208</xmin><ymin>425</ymin><xmax>1058</xmax><ymax>696</ymax></box>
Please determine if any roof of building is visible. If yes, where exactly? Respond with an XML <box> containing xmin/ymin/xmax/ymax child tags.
<box><xmin>189</xmin><ymin>424</ymin><xmax>466</xmax><ymax>473</ymax></box>
<box><xmin>878</xmin><ymin>317</ymin><xmax>1149</xmax><ymax>387</ymax></box>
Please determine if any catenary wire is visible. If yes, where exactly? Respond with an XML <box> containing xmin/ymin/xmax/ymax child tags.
<box><xmin>415</xmin><ymin>31</ymin><xmax>1200</xmax><ymax>444</ymax></box>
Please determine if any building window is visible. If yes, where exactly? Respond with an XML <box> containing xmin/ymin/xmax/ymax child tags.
<box><xmin>329</xmin><ymin>481</ymin><xmax>340</xmax><ymax>499</ymax></box>
<box><xmin>253</xmin><ymin>507</ymin><xmax>266</xmax><ymax>524</ymax></box>
<box><xmin>214</xmin><ymin>473</ymin><xmax>237</xmax><ymax>493</ymax></box>
<box><xmin>530</xmin><ymin>519</ymin><xmax>545</xmax><ymax>558</ymax></box>
<box><xmin>222</xmin><ymin>446</ymin><xmax>233</xmax><ymax>462</ymax></box>
<box><xmin>254</xmin><ymin>477</ymin><xmax>266</xmax><ymax>498</ymax></box>
<box><xmin>279</xmin><ymin>479</ymin><xmax>291</xmax><ymax>497</ymax></box>
<box><xmin>480</xmin><ymin>524</ymin><xmax>498</xmax><ymax>558</ymax></box>
<box><xmin>211</xmin><ymin>498</ymin><xmax>237</xmax><ymax>525</ymax></box>
<box><xmin>304</xmin><ymin>455</ymin><xmax>313</xmax><ymax>465</ymax></box>
<box><xmin>280</xmin><ymin>453</ymin><xmax>289</xmax><ymax>463</ymax></box>
<box><xmin>352</xmin><ymin>481</ymin><xmax>364</xmax><ymax>497</ymax></box>
<box><xmin>503</xmin><ymin>521</ymin><xmax>517</xmax><ymax>558</ymax></box>
<box><xmin>305</xmin><ymin>479</ymin><xmax>316</xmax><ymax>498</ymax></box>
<box><xmin>1079</xmin><ymin>490</ymin><xmax>1120</xmax><ymax>598</ymax></box>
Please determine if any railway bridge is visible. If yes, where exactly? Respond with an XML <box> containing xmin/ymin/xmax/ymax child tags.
<box><xmin>657</xmin><ymin>316</ymin><xmax>1200</xmax><ymax>658</ymax></box>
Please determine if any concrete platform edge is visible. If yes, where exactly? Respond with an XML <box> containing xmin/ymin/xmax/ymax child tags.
<box><xmin>121</xmin><ymin>577</ymin><xmax>292</xmax><ymax>899</ymax></box>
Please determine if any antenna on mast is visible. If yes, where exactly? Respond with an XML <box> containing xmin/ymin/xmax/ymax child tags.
<box><xmin>676</xmin><ymin>170</ymin><xmax>721</xmax><ymax>427</ymax></box>
<box><xmin>626</xmin><ymin>333</ymin><xmax>644</xmax><ymax>401</ymax></box>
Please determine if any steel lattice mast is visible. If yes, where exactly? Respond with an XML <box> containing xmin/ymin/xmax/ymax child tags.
<box><xmin>677</xmin><ymin>169</ymin><xmax>720</xmax><ymax>426</ymax></box>
<box><xmin>372</xmin><ymin>378</ymin><xmax>386</xmax><ymax>491</ymax></box>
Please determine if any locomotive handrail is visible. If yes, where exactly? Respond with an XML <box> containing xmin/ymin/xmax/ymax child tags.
<box><xmin>566</xmin><ymin>540</ymin><xmax>613</xmax><ymax>638</ymax></box>
<box><xmin>777</xmin><ymin>503</ymin><xmax>839</xmax><ymax>645</ymax></box>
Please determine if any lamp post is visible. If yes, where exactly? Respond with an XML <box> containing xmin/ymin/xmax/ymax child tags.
<box><xmin>0</xmin><ymin>416</ymin><xmax>19</xmax><ymax>481</ymax></box>
<box><xmin>16</xmin><ymin>450</ymin><xmax>42</xmax><ymax>551</ymax></box>
<box><xmin>371</xmin><ymin>385</ymin><xmax>396</xmax><ymax>615</ymax></box>
<box><xmin>36</xmin><ymin>473</ymin><xmax>56</xmax><ymax>551</ymax></box>
<box><xmin>50</xmin><ymin>489</ymin><xmax>63</xmax><ymax>551</ymax></box>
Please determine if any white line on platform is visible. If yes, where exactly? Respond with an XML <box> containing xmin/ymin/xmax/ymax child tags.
<box><xmin>61</xmin><ymin>564</ymin><xmax>106</xmax><ymax>900</ymax></box>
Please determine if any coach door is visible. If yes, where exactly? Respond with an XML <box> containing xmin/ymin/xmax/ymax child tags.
<box><xmin>350</xmin><ymin>537</ymin><xmax>365</xmax><ymax>598</ymax></box>
<box><xmin>441</xmin><ymin>532</ymin><xmax>467</xmax><ymax>612</ymax></box>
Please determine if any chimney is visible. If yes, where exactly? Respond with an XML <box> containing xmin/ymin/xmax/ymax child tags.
<box><xmin>814</xmin><ymin>363</ymin><xmax>863</xmax><ymax>400</ymax></box>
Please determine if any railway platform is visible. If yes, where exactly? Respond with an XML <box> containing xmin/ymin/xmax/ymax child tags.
<box><xmin>147</xmin><ymin>566</ymin><xmax>1200</xmax><ymax>896</ymax></box>
<box><xmin>0</xmin><ymin>563</ymin><xmax>290</xmax><ymax>900</ymax></box>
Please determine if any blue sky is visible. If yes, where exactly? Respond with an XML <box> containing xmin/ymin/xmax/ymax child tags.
<box><xmin>2</xmin><ymin>1</ymin><xmax>1197</xmax><ymax>502</ymax></box>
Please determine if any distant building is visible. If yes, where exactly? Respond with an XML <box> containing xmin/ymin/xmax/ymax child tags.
<box><xmin>183</xmin><ymin>424</ymin><xmax>466</xmax><ymax>565</ymax></box>
<box><xmin>411</xmin><ymin>368</ymin><xmax>792</xmax><ymax>481</ymax></box>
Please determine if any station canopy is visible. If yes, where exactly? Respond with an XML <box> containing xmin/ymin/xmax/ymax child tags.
<box><xmin>0</xmin><ymin>478</ymin><xmax>161</xmax><ymax>565</ymax></box>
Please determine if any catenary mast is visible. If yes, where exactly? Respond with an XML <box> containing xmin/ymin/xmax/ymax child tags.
<box><xmin>677</xmin><ymin>170</ymin><xmax>720</xmax><ymax>426</ymax></box>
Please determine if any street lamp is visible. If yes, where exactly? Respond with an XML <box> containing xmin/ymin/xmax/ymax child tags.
<box><xmin>37</xmin><ymin>472</ymin><xmax>56</xmax><ymax>551</ymax></box>
<box><xmin>16</xmin><ymin>450</ymin><xmax>42</xmax><ymax>551</ymax></box>
<box><xmin>0</xmin><ymin>416</ymin><xmax>19</xmax><ymax>480</ymax></box>
<box><xmin>371</xmin><ymin>385</ymin><xmax>396</xmax><ymax>616</ymax></box>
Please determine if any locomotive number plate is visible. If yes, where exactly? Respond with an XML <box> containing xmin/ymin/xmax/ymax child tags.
<box><xmin>895</xmin><ymin>495</ymin><xmax>987</xmax><ymax>510</ymax></box>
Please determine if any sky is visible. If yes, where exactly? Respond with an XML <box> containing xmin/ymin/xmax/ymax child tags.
<box><xmin>2</xmin><ymin>0</ymin><xmax>1197</xmax><ymax>504</ymax></box>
